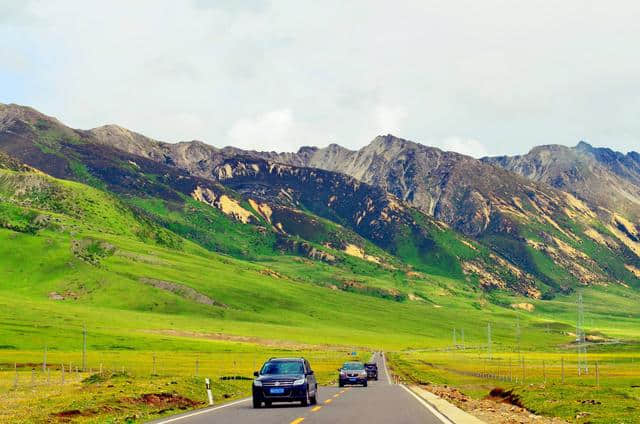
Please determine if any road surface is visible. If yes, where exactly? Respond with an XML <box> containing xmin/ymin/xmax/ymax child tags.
<box><xmin>148</xmin><ymin>353</ymin><xmax>452</xmax><ymax>424</ymax></box>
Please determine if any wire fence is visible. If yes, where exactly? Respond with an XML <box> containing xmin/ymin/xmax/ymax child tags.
<box><xmin>393</xmin><ymin>348</ymin><xmax>640</xmax><ymax>389</ymax></box>
<box><xmin>0</xmin><ymin>349</ymin><xmax>366</xmax><ymax>394</ymax></box>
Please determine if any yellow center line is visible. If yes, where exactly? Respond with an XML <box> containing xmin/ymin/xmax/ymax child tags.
<box><xmin>324</xmin><ymin>399</ymin><xmax>333</xmax><ymax>404</ymax></box>
<box><xmin>340</xmin><ymin>390</ymin><xmax>346</xmax><ymax>394</ymax></box>
<box><xmin>311</xmin><ymin>406</ymin><xmax>322</xmax><ymax>412</ymax></box>
<box><xmin>290</xmin><ymin>418</ymin><xmax>305</xmax><ymax>424</ymax></box>
<box><xmin>333</xmin><ymin>394</ymin><xmax>340</xmax><ymax>398</ymax></box>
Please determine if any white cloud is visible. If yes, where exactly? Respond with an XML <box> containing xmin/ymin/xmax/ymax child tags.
<box><xmin>372</xmin><ymin>105</ymin><xmax>407</xmax><ymax>136</ymax></box>
<box><xmin>2</xmin><ymin>0</ymin><xmax>640</xmax><ymax>155</ymax></box>
<box><xmin>439</xmin><ymin>137</ymin><xmax>489</xmax><ymax>158</ymax></box>
<box><xmin>227</xmin><ymin>109</ymin><xmax>295</xmax><ymax>151</ymax></box>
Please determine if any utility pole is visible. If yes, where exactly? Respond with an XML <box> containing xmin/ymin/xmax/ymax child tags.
<box><xmin>577</xmin><ymin>292</ymin><xmax>588</xmax><ymax>375</ymax></box>
<box><xmin>82</xmin><ymin>325</ymin><xmax>87</xmax><ymax>372</ymax></box>
<box><xmin>487</xmin><ymin>323</ymin><xmax>492</xmax><ymax>360</ymax></box>
<box><xmin>516</xmin><ymin>316</ymin><xmax>521</xmax><ymax>359</ymax></box>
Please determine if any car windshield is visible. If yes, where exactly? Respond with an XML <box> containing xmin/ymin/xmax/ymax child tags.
<box><xmin>260</xmin><ymin>361</ymin><xmax>304</xmax><ymax>375</ymax></box>
<box><xmin>342</xmin><ymin>362</ymin><xmax>364</xmax><ymax>370</ymax></box>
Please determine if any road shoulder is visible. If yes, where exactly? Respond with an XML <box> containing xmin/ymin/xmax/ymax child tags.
<box><xmin>405</xmin><ymin>385</ymin><xmax>486</xmax><ymax>424</ymax></box>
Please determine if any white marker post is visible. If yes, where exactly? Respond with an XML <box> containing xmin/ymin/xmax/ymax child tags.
<box><xmin>205</xmin><ymin>378</ymin><xmax>214</xmax><ymax>406</ymax></box>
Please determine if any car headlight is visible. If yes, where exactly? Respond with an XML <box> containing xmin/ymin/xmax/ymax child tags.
<box><xmin>339</xmin><ymin>371</ymin><xmax>346</xmax><ymax>377</ymax></box>
<box><xmin>360</xmin><ymin>371</ymin><xmax>367</xmax><ymax>377</ymax></box>
<box><xmin>254</xmin><ymin>380</ymin><xmax>262</xmax><ymax>387</ymax></box>
<box><xmin>293</xmin><ymin>378</ymin><xmax>306</xmax><ymax>385</ymax></box>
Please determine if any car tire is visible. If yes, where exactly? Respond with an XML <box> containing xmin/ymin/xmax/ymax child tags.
<box><xmin>252</xmin><ymin>397</ymin><xmax>262</xmax><ymax>408</ymax></box>
<box><xmin>363</xmin><ymin>381</ymin><xmax>368</xmax><ymax>387</ymax></box>
<box><xmin>301</xmin><ymin>388</ymin><xmax>310</xmax><ymax>406</ymax></box>
<box><xmin>338</xmin><ymin>381</ymin><xmax>344</xmax><ymax>388</ymax></box>
<box><xmin>310</xmin><ymin>388</ymin><xmax>318</xmax><ymax>405</ymax></box>
<box><xmin>265</xmin><ymin>401</ymin><xmax>272</xmax><ymax>408</ymax></box>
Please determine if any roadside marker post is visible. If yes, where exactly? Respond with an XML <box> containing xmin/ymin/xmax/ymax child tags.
<box><xmin>205</xmin><ymin>378</ymin><xmax>214</xmax><ymax>406</ymax></box>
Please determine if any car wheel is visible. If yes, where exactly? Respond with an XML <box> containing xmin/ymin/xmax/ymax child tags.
<box><xmin>310</xmin><ymin>389</ymin><xmax>318</xmax><ymax>405</ymax></box>
<box><xmin>252</xmin><ymin>397</ymin><xmax>262</xmax><ymax>408</ymax></box>
<box><xmin>265</xmin><ymin>401</ymin><xmax>272</xmax><ymax>408</ymax></box>
<box><xmin>338</xmin><ymin>381</ymin><xmax>344</xmax><ymax>388</ymax></box>
<box><xmin>363</xmin><ymin>381</ymin><xmax>368</xmax><ymax>387</ymax></box>
<box><xmin>301</xmin><ymin>388</ymin><xmax>310</xmax><ymax>406</ymax></box>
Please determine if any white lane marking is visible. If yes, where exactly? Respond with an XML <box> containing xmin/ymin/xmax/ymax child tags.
<box><xmin>400</xmin><ymin>385</ymin><xmax>454</xmax><ymax>424</ymax></box>
<box><xmin>152</xmin><ymin>397</ymin><xmax>251</xmax><ymax>423</ymax></box>
<box><xmin>381</xmin><ymin>351</ymin><xmax>392</xmax><ymax>385</ymax></box>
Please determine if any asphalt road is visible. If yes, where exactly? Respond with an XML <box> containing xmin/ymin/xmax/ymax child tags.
<box><xmin>148</xmin><ymin>353</ymin><xmax>451</xmax><ymax>424</ymax></box>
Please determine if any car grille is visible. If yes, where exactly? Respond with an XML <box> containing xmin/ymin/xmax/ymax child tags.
<box><xmin>263</xmin><ymin>380</ymin><xmax>295</xmax><ymax>387</ymax></box>
<box><xmin>346</xmin><ymin>373</ymin><xmax>360</xmax><ymax>377</ymax></box>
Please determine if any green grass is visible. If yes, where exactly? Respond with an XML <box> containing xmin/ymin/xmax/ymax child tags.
<box><xmin>2</xmin><ymin>168</ymin><xmax>640</xmax><ymax>422</ymax></box>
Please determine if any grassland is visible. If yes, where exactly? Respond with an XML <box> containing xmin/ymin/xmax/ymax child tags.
<box><xmin>1</xmin><ymin>168</ymin><xmax>640</xmax><ymax>423</ymax></box>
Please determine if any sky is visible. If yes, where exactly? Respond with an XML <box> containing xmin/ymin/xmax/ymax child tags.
<box><xmin>1</xmin><ymin>0</ymin><xmax>639</xmax><ymax>157</ymax></box>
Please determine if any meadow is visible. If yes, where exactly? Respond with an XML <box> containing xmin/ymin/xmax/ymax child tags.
<box><xmin>1</xmin><ymin>168</ymin><xmax>640</xmax><ymax>423</ymax></box>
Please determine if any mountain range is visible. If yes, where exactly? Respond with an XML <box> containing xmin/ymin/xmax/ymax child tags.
<box><xmin>1</xmin><ymin>102</ymin><xmax>639</xmax><ymax>302</ymax></box>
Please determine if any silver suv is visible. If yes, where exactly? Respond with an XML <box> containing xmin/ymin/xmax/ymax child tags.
<box><xmin>338</xmin><ymin>361</ymin><xmax>368</xmax><ymax>387</ymax></box>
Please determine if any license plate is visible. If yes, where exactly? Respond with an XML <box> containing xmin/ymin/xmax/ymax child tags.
<box><xmin>270</xmin><ymin>388</ymin><xmax>285</xmax><ymax>394</ymax></box>
<box><xmin>349</xmin><ymin>378</ymin><xmax>356</xmax><ymax>382</ymax></box>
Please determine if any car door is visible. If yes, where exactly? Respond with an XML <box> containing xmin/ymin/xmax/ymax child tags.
<box><xmin>305</xmin><ymin>360</ymin><xmax>317</xmax><ymax>393</ymax></box>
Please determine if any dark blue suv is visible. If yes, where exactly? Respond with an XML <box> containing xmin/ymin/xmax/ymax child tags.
<box><xmin>252</xmin><ymin>358</ymin><xmax>318</xmax><ymax>408</ymax></box>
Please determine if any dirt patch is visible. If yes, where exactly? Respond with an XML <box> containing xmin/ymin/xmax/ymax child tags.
<box><xmin>192</xmin><ymin>186</ymin><xmax>256</xmax><ymax>224</ymax></box>
<box><xmin>144</xmin><ymin>329</ymin><xmax>318</xmax><ymax>350</ymax></box>
<box><xmin>123</xmin><ymin>392</ymin><xmax>201</xmax><ymax>409</ymax></box>
<box><xmin>510</xmin><ymin>303</ymin><xmax>535</xmax><ymax>312</ymax></box>
<box><xmin>343</xmin><ymin>243</ymin><xmax>381</xmax><ymax>264</ymax></box>
<box><xmin>259</xmin><ymin>268</ymin><xmax>288</xmax><ymax>280</ymax></box>
<box><xmin>48</xmin><ymin>291</ymin><xmax>65</xmax><ymax>300</ymax></box>
<box><xmin>139</xmin><ymin>278</ymin><xmax>227</xmax><ymax>308</ymax></box>
<box><xmin>422</xmin><ymin>384</ymin><xmax>568</xmax><ymax>424</ymax></box>
<box><xmin>486</xmin><ymin>387</ymin><xmax>525</xmax><ymax>408</ymax></box>
<box><xmin>71</xmin><ymin>238</ymin><xmax>116</xmax><ymax>266</ymax></box>
<box><xmin>52</xmin><ymin>409</ymin><xmax>82</xmax><ymax>418</ymax></box>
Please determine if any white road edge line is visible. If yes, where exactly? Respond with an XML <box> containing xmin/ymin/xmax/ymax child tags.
<box><xmin>151</xmin><ymin>397</ymin><xmax>252</xmax><ymax>424</ymax></box>
<box><xmin>381</xmin><ymin>351</ymin><xmax>392</xmax><ymax>385</ymax></box>
<box><xmin>400</xmin><ymin>385</ymin><xmax>455</xmax><ymax>424</ymax></box>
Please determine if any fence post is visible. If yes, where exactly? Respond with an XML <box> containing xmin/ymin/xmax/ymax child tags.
<box><xmin>509</xmin><ymin>357</ymin><xmax>513</xmax><ymax>382</ymax></box>
<box><xmin>205</xmin><ymin>378</ymin><xmax>214</xmax><ymax>405</ymax></box>
<box><xmin>61</xmin><ymin>364</ymin><xmax>65</xmax><ymax>384</ymax></box>
<box><xmin>31</xmin><ymin>368</ymin><xmax>35</xmax><ymax>387</ymax></box>
<box><xmin>543</xmin><ymin>360</ymin><xmax>546</xmax><ymax>384</ymax></box>
<box><xmin>561</xmin><ymin>357</ymin><xmax>564</xmax><ymax>384</ymax></box>
<box><xmin>100</xmin><ymin>363</ymin><xmax>103</xmax><ymax>375</ymax></box>
<box><xmin>521</xmin><ymin>357</ymin><xmax>525</xmax><ymax>384</ymax></box>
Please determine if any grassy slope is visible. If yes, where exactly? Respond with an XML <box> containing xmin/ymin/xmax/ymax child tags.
<box><xmin>1</xmin><ymin>168</ymin><xmax>640</xmax><ymax>423</ymax></box>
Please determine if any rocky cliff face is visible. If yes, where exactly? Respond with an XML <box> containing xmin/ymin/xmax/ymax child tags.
<box><xmin>483</xmin><ymin>142</ymin><xmax>640</xmax><ymax>220</ymax></box>
<box><xmin>2</xmin><ymin>103</ymin><xmax>640</xmax><ymax>296</ymax></box>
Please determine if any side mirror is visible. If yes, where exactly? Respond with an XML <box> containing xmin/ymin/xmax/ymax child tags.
<box><xmin>253</xmin><ymin>371</ymin><xmax>259</xmax><ymax>377</ymax></box>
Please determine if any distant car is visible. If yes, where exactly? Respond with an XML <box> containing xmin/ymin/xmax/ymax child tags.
<box><xmin>252</xmin><ymin>358</ymin><xmax>318</xmax><ymax>408</ymax></box>
<box><xmin>365</xmin><ymin>362</ymin><xmax>378</xmax><ymax>380</ymax></box>
<box><xmin>338</xmin><ymin>361</ymin><xmax>368</xmax><ymax>387</ymax></box>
